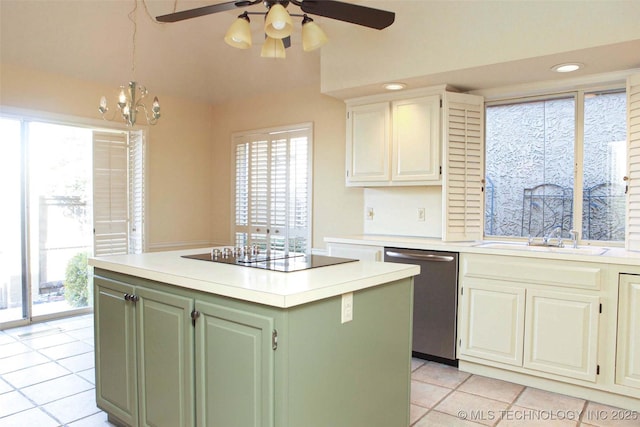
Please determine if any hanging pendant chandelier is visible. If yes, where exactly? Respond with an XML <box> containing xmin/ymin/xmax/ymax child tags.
<box><xmin>98</xmin><ymin>0</ymin><xmax>161</xmax><ymax>126</ymax></box>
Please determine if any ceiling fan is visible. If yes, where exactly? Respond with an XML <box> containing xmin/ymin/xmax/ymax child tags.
<box><xmin>156</xmin><ymin>0</ymin><xmax>395</xmax><ymax>31</ymax></box>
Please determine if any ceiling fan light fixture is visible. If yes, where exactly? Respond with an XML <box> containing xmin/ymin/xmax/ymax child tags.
<box><xmin>301</xmin><ymin>15</ymin><xmax>328</xmax><ymax>52</ymax></box>
<box><xmin>261</xmin><ymin>36</ymin><xmax>286</xmax><ymax>59</ymax></box>
<box><xmin>264</xmin><ymin>3</ymin><xmax>293</xmax><ymax>39</ymax></box>
<box><xmin>224</xmin><ymin>12</ymin><xmax>252</xmax><ymax>49</ymax></box>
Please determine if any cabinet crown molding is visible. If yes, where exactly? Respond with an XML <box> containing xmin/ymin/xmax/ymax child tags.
<box><xmin>345</xmin><ymin>84</ymin><xmax>457</xmax><ymax>106</ymax></box>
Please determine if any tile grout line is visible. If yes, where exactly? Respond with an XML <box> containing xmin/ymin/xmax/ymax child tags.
<box><xmin>0</xmin><ymin>317</ymin><xmax>98</xmax><ymax>425</ymax></box>
<box><xmin>411</xmin><ymin>362</ymin><xmax>475</xmax><ymax>426</ymax></box>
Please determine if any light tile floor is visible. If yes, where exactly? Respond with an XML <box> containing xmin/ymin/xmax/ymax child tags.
<box><xmin>410</xmin><ymin>359</ymin><xmax>640</xmax><ymax>427</ymax></box>
<box><xmin>1</xmin><ymin>314</ymin><xmax>638</xmax><ymax>426</ymax></box>
<box><xmin>0</xmin><ymin>314</ymin><xmax>111</xmax><ymax>426</ymax></box>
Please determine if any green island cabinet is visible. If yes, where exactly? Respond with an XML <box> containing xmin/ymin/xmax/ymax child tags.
<box><xmin>93</xmin><ymin>266</ymin><xmax>415</xmax><ymax>427</ymax></box>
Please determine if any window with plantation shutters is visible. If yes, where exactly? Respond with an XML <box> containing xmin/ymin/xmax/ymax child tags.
<box><xmin>93</xmin><ymin>130</ymin><xmax>145</xmax><ymax>256</ymax></box>
<box><xmin>442</xmin><ymin>92</ymin><xmax>485</xmax><ymax>241</ymax></box>
<box><xmin>626</xmin><ymin>74</ymin><xmax>640</xmax><ymax>251</ymax></box>
<box><xmin>233</xmin><ymin>124</ymin><xmax>312</xmax><ymax>253</ymax></box>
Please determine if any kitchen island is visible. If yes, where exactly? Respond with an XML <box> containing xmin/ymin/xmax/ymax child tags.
<box><xmin>89</xmin><ymin>248</ymin><xmax>419</xmax><ymax>427</ymax></box>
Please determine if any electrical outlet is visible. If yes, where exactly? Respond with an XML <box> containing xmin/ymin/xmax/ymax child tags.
<box><xmin>366</xmin><ymin>207</ymin><xmax>374</xmax><ymax>221</ymax></box>
<box><xmin>417</xmin><ymin>208</ymin><xmax>426</xmax><ymax>222</ymax></box>
<box><xmin>341</xmin><ymin>292</ymin><xmax>353</xmax><ymax>323</ymax></box>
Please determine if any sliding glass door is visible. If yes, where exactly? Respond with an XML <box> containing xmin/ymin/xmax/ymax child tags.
<box><xmin>0</xmin><ymin>115</ymin><xmax>143</xmax><ymax>327</ymax></box>
<box><xmin>0</xmin><ymin>119</ymin><xmax>93</xmax><ymax>324</ymax></box>
<box><xmin>28</xmin><ymin>122</ymin><xmax>93</xmax><ymax>317</ymax></box>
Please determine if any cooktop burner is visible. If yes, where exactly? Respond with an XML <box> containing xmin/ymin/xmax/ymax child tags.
<box><xmin>182</xmin><ymin>248</ymin><xmax>357</xmax><ymax>273</ymax></box>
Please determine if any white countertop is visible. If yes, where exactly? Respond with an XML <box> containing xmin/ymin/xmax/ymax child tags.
<box><xmin>89</xmin><ymin>248</ymin><xmax>420</xmax><ymax>308</ymax></box>
<box><xmin>325</xmin><ymin>234</ymin><xmax>640</xmax><ymax>266</ymax></box>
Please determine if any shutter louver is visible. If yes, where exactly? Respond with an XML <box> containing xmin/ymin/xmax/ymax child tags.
<box><xmin>93</xmin><ymin>131</ymin><xmax>129</xmax><ymax>256</ymax></box>
<box><xmin>442</xmin><ymin>92</ymin><xmax>485</xmax><ymax>241</ymax></box>
<box><xmin>626</xmin><ymin>74</ymin><xmax>640</xmax><ymax>251</ymax></box>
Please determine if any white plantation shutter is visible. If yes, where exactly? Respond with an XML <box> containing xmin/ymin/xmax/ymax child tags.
<box><xmin>93</xmin><ymin>131</ymin><xmax>128</xmax><ymax>255</ymax></box>
<box><xmin>289</xmin><ymin>136</ymin><xmax>310</xmax><ymax>252</ymax></box>
<box><xmin>233</xmin><ymin>124</ymin><xmax>312</xmax><ymax>253</ymax></box>
<box><xmin>442</xmin><ymin>92</ymin><xmax>485</xmax><ymax>241</ymax></box>
<box><xmin>93</xmin><ymin>130</ymin><xmax>145</xmax><ymax>256</ymax></box>
<box><xmin>626</xmin><ymin>74</ymin><xmax>640</xmax><ymax>251</ymax></box>
<box><xmin>128</xmin><ymin>131</ymin><xmax>145</xmax><ymax>254</ymax></box>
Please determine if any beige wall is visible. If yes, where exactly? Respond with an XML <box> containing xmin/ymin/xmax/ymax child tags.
<box><xmin>209</xmin><ymin>85</ymin><xmax>364</xmax><ymax>250</ymax></box>
<box><xmin>0</xmin><ymin>65</ymin><xmax>364</xmax><ymax>251</ymax></box>
<box><xmin>0</xmin><ymin>63</ymin><xmax>213</xmax><ymax>251</ymax></box>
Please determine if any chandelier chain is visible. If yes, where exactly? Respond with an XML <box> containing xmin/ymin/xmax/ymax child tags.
<box><xmin>128</xmin><ymin>0</ymin><xmax>138</xmax><ymax>78</ymax></box>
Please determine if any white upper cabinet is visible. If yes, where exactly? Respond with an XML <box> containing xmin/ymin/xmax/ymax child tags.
<box><xmin>346</xmin><ymin>102</ymin><xmax>390</xmax><ymax>183</ymax></box>
<box><xmin>345</xmin><ymin>89</ymin><xmax>443</xmax><ymax>187</ymax></box>
<box><xmin>391</xmin><ymin>96</ymin><xmax>441</xmax><ymax>182</ymax></box>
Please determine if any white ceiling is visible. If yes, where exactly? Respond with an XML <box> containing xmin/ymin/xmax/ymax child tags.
<box><xmin>1</xmin><ymin>0</ymin><xmax>639</xmax><ymax>105</ymax></box>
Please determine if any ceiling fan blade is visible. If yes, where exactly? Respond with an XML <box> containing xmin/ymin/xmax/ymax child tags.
<box><xmin>299</xmin><ymin>0</ymin><xmax>395</xmax><ymax>30</ymax></box>
<box><xmin>156</xmin><ymin>1</ymin><xmax>256</xmax><ymax>23</ymax></box>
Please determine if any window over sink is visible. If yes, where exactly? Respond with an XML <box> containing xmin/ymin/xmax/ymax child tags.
<box><xmin>484</xmin><ymin>89</ymin><xmax>627</xmax><ymax>244</ymax></box>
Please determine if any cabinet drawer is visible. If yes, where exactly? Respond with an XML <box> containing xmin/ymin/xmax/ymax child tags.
<box><xmin>462</xmin><ymin>254</ymin><xmax>602</xmax><ymax>290</ymax></box>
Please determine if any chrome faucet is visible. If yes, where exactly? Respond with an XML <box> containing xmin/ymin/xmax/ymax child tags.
<box><xmin>528</xmin><ymin>226</ymin><xmax>564</xmax><ymax>247</ymax></box>
<box><xmin>545</xmin><ymin>226</ymin><xmax>564</xmax><ymax>247</ymax></box>
<box><xmin>569</xmin><ymin>229</ymin><xmax>579</xmax><ymax>248</ymax></box>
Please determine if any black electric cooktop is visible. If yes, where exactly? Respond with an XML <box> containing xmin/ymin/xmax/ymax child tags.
<box><xmin>182</xmin><ymin>250</ymin><xmax>357</xmax><ymax>273</ymax></box>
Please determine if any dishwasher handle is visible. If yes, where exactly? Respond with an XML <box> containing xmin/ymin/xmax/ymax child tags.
<box><xmin>385</xmin><ymin>251</ymin><xmax>454</xmax><ymax>262</ymax></box>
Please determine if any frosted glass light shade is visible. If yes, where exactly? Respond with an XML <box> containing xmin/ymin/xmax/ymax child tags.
<box><xmin>261</xmin><ymin>36</ymin><xmax>286</xmax><ymax>58</ymax></box>
<box><xmin>224</xmin><ymin>14</ymin><xmax>252</xmax><ymax>49</ymax></box>
<box><xmin>302</xmin><ymin>18</ymin><xmax>328</xmax><ymax>51</ymax></box>
<box><xmin>264</xmin><ymin>4</ymin><xmax>292</xmax><ymax>39</ymax></box>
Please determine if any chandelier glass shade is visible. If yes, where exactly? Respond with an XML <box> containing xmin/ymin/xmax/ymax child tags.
<box><xmin>301</xmin><ymin>15</ymin><xmax>328</xmax><ymax>52</ymax></box>
<box><xmin>264</xmin><ymin>3</ymin><xmax>293</xmax><ymax>39</ymax></box>
<box><xmin>261</xmin><ymin>36</ymin><xmax>286</xmax><ymax>58</ymax></box>
<box><xmin>224</xmin><ymin>12</ymin><xmax>252</xmax><ymax>49</ymax></box>
<box><xmin>99</xmin><ymin>82</ymin><xmax>161</xmax><ymax>127</ymax></box>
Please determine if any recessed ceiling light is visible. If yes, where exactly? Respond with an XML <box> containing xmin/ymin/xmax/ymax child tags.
<box><xmin>551</xmin><ymin>63</ymin><xmax>584</xmax><ymax>73</ymax></box>
<box><xmin>383</xmin><ymin>82</ymin><xmax>406</xmax><ymax>91</ymax></box>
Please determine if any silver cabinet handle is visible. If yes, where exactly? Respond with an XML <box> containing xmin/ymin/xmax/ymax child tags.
<box><xmin>385</xmin><ymin>251</ymin><xmax>454</xmax><ymax>262</ymax></box>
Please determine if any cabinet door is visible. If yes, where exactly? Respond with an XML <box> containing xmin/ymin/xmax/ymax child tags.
<box><xmin>195</xmin><ymin>301</ymin><xmax>275</xmax><ymax>427</ymax></box>
<box><xmin>458</xmin><ymin>281</ymin><xmax>525</xmax><ymax>366</ymax></box>
<box><xmin>391</xmin><ymin>95</ymin><xmax>440</xmax><ymax>182</ymax></box>
<box><xmin>346</xmin><ymin>102</ymin><xmax>390</xmax><ymax>184</ymax></box>
<box><xmin>94</xmin><ymin>277</ymin><xmax>138</xmax><ymax>426</ymax></box>
<box><xmin>617</xmin><ymin>274</ymin><xmax>640</xmax><ymax>389</ymax></box>
<box><xmin>524</xmin><ymin>289</ymin><xmax>600</xmax><ymax>382</ymax></box>
<box><xmin>136</xmin><ymin>286</ymin><xmax>195</xmax><ymax>427</ymax></box>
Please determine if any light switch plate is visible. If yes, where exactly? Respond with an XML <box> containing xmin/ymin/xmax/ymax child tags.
<box><xmin>341</xmin><ymin>292</ymin><xmax>353</xmax><ymax>323</ymax></box>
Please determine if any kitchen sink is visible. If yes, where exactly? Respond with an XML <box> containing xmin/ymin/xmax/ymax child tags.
<box><xmin>474</xmin><ymin>242</ymin><xmax>608</xmax><ymax>256</ymax></box>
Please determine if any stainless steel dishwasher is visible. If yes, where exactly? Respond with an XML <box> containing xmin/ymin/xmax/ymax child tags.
<box><xmin>384</xmin><ymin>247</ymin><xmax>459</xmax><ymax>365</ymax></box>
